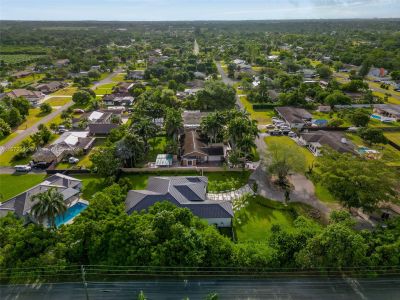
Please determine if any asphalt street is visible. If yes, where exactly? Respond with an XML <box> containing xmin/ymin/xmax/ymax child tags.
<box><xmin>2</xmin><ymin>277</ymin><xmax>400</xmax><ymax>299</ymax></box>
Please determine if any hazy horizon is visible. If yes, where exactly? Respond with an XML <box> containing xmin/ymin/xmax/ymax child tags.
<box><xmin>1</xmin><ymin>0</ymin><xmax>399</xmax><ymax>21</ymax></box>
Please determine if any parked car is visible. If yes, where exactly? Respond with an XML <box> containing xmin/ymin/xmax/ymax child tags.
<box><xmin>14</xmin><ymin>165</ymin><xmax>31</xmax><ymax>172</ymax></box>
<box><xmin>265</xmin><ymin>124</ymin><xmax>275</xmax><ymax>129</ymax></box>
<box><xmin>288</xmin><ymin>131</ymin><xmax>297</xmax><ymax>138</ymax></box>
<box><xmin>69</xmin><ymin>157</ymin><xmax>79</xmax><ymax>164</ymax></box>
<box><xmin>58</xmin><ymin>125</ymin><xmax>67</xmax><ymax>133</ymax></box>
<box><xmin>73</xmin><ymin>109</ymin><xmax>85</xmax><ymax>114</ymax></box>
<box><xmin>269</xmin><ymin>129</ymin><xmax>282</xmax><ymax>136</ymax></box>
<box><xmin>282</xmin><ymin>129</ymin><xmax>291</xmax><ymax>135</ymax></box>
<box><xmin>32</xmin><ymin>162</ymin><xmax>50</xmax><ymax>169</ymax></box>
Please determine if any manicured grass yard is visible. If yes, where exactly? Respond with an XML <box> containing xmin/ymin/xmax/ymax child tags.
<box><xmin>384</xmin><ymin>132</ymin><xmax>400</xmax><ymax>145</ymax></box>
<box><xmin>0</xmin><ymin>132</ymin><xmax>18</xmax><ymax>146</ymax></box>
<box><xmin>0</xmin><ymin>174</ymin><xmax>47</xmax><ymax>201</ymax></box>
<box><xmin>264</xmin><ymin>136</ymin><xmax>316</xmax><ymax>167</ymax></box>
<box><xmin>0</xmin><ymin>139</ymin><xmax>31</xmax><ymax>166</ymax></box>
<box><xmin>234</xmin><ymin>196</ymin><xmax>319</xmax><ymax>241</ymax></box>
<box><xmin>238</xmin><ymin>95</ymin><xmax>275</xmax><ymax>125</ymax></box>
<box><xmin>51</xmin><ymin>86</ymin><xmax>77</xmax><ymax>96</ymax></box>
<box><xmin>44</xmin><ymin>97</ymin><xmax>71</xmax><ymax>107</ymax></box>
<box><xmin>111</xmin><ymin>73</ymin><xmax>126</xmax><ymax>82</ymax></box>
<box><xmin>93</xmin><ymin>83</ymin><xmax>116</xmax><ymax>95</ymax></box>
<box><xmin>17</xmin><ymin>108</ymin><xmax>46</xmax><ymax>130</ymax></box>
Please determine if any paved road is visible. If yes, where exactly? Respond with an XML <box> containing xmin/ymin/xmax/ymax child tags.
<box><xmin>0</xmin><ymin>69</ymin><xmax>123</xmax><ymax>158</ymax></box>
<box><xmin>2</xmin><ymin>277</ymin><xmax>400</xmax><ymax>299</ymax></box>
<box><xmin>91</xmin><ymin>68</ymin><xmax>123</xmax><ymax>90</ymax></box>
<box><xmin>0</xmin><ymin>100</ymin><xmax>75</xmax><ymax>155</ymax></box>
<box><xmin>215</xmin><ymin>62</ymin><xmax>244</xmax><ymax>110</ymax></box>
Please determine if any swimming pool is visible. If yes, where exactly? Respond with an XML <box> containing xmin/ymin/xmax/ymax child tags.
<box><xmin>55</xmin><ymin>202</ymin><xmax>88</xmax><ymax>227</ymax></box>
<box><xmin>370</xmin><ymin>114</ymin><xmax>381</xmax><ymax>120</ymax></box>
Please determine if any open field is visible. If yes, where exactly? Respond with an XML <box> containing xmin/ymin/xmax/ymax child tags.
<box><xmin>44</xmin><ymin>97</ymin><xmax>71</xmax><ymax>106</ymax></box>
<box><xmin>0</xmin><ymin>174</ymin><xmax>47</xmax><ymax>202</ymax></box>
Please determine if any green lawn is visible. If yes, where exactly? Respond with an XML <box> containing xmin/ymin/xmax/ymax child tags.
<box><xmin>238</xmin><ymin>95</ymin><xmax>275</xmax><ymax>125</ymax></box>
<box><xmin>111</xmin><ymin>73</ymin><xmax>126</xmax><ymax>82</ymax></box>
<box><xmin>51</xmin><ymin>86</ymin><xmax>77</xmax><ymax>96</ymax></box>
<box><xmin>311</xmin><ymin>111</ymin><xmax>352</xmax><ymax>127</ymax></box>
<box><xmin>93</xmin><ymin>83</ymin><xmax>117</xmax><ymax>95</ymax></box>
<box><xmin>234</xmin><ymin>196</ymin><xmax>319</xmax><ymax>241</ymax></box>
<box><xmin>264</xmin><ymin>136</ymin><xmax>316</xmax><ymax>167</ymax></box>
<box><xmin>384</xmin><ymin>132</ymin><xmax>400</xmax><ymax>145</ymax></box>
<box><xmin>0</xmin><ymin>174</ymin><xmax>47</xmax><ymax>201</ymax></box>
<box><xmin>0</xmin><ymin>132</ymin><xmax>18</xmax><ymax>146</ymax></box>
<box><xmin>0</xmin><ymin>139</ymin><xmax>32</xmax><ymax>166</ymax></box>
<box><xmin>44</xmin><ymin>97</ymin><xmax>71</xmax><ymax>107</ymax></box>
<box><xmin>76</xmin><ymin>171</ymin><xmax>251</xmax><ymax>199</ymax></box>
<box><xmin>16</xmin><ymin>108</ymin><xmax>47</xmax><ymax>130</ymax></box>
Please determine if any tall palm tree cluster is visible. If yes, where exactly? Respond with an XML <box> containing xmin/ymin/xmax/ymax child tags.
<box><xmin>200</xmin><ymin>110</ymin><xmax>259</xmax><ymax>164</ymax></box>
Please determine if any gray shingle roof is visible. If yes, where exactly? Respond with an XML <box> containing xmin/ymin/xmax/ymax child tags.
<box><xmin>125</xmin><ymin>176</ymin><xmax>233</xmax><ymax>219</ymax></box>
<box><xmin>0</xmin><ymin>174</ymin><xmax>81</xmax><ymax>218</ymax></box>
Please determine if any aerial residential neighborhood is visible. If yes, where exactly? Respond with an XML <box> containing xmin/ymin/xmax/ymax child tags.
<box><xmin>0</xmin><ymin>6</ymin><xmax>400</xmax><ymax>299</ymax></box>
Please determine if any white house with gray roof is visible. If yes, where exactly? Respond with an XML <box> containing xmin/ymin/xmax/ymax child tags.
<box><xmin>0</xmin><ymin>174</ymin><xmax>82</xmax><ymax>225</ymax></box>
<box><xmin>125</xmin><ymin>176</ymin><xmax>233</xmax><ymax>227</ymax></box>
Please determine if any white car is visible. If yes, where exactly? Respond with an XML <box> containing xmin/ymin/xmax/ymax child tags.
<box><xmin>288</xmin><ymin>131</ymin><xmax>297</xmax><ymax>138</ymax></box>
<box><xmin>68</xmin><ymin>157</ymin><xmax>79</xmax><ymax>164</ymax></box>
<box><xmin>15</xmin><ymin>165</ymin><xmax>31</xmax><ymax>172</ymax></box>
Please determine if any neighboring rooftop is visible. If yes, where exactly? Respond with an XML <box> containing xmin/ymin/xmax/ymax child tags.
<box><xmin>300</xmin><ymin>130</ymin><xmax>356</xmax><ymax>154</ymax></box>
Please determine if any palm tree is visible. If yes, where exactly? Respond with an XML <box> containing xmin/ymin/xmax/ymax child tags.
<box><xmin>30</xmin><ymin>188</ymin><xmax>67</xmax><ymax>229</ymax></box>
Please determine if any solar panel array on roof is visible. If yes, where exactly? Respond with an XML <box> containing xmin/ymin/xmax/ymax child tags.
<box><xmin>174</xmin><ymin>185</ymin><xmax>203</xmax><ymax>201</ymax></box>
<box><xmin>186</xmin><ymin>177</ymin><xmax>201</xmax><ymax>183</ymax></box>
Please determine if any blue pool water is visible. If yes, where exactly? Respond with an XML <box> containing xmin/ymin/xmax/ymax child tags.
<box><xmin>370</xmin><ymin>114</ymin><xmax>381</xmax><ymax>120</ymax></box>
<box><xmin>55</xmin><ymin>202</ymin><xmax>88</xmax><ymax>227</ymax></box>
<box><xmin>357</xmin><ymin>146</ymin><xmax>369</xmax><ymax>154</ymax></box>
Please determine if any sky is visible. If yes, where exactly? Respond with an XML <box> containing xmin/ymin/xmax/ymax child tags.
<box><xmin>1</xmin><ymin>0</ymin><xmax>399</xmax><ymax>21</ymax></box>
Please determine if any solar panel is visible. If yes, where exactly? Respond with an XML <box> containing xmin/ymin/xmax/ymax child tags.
<box><xmin>174</xmin><ymin>185</ymin><xmax>202</xmax><ymax>201</ymax></box>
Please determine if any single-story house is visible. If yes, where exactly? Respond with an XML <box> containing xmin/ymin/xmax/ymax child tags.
<box><xmin>126</xmin><ymin>70</ymin><xmax>145</xmax><ymax>80</ymax></box>
<box><xmin>114</xmin><ymin>82</ymin><xmax>134</xmax><ymax>94</ymax></box>
<box><xmin>102</xmin><ymin>93</ymin><xmax>134</xmax><ymax>107</ymax></box>
<box><xmin>317</xmin><ymin>106</ymin><xmax>331</xmax><ymax>113</ymax></box>
<box><xmin>181</xmin><ymin>130</ymin><xmax>225</xmax><ymax>166</ymax></box>
<box><xmin>300</xmin><ymin>69</ymin><xmax>316</xmax><ymax>79</ymax></box>
<box><xmin>32</xmin><ymin>131</ymin><xmax>95</xmax><ymax>164</ymax></box>
<box><xmin>373</xmin><ymin>104</ymin><xmax>400</xmax><ymax>121</ymax></box>
<box><xmin>193</xmin><ymin>71</ymin><xmax>206</xmax><ymax>79</ymax></box>
<box><xmin>182</xmin><ymin>110</ymin><xmax>209</xmax><ymax>129</ymax></box>
<box><xmin>55</xmin><ymin>59</ymin><xmax>70</xmax><ymax>67</ymax></box>
<box><xmin>0</xmin><ymin>173</ymin><xmax>82</xmax><ymax>225</ymax></box>
<box><xmin>5</xmin><ymin>89</ymin><xmax>44</xmax><ymax>107</ymax></box>
<box><xmin>36</xmin><ymin>81</ymin><xmax>67</xmax><ymax>94</ymax></box>
<box><xmin>299</xmin><ymin>130</ymin><xmax>356</xmax><ymax>156</ymax></box>
<box><xmin>12</xmin><ymin>70</ymin><xmax>32</xmax><ymax>79</ymax></box>
<box><xmin>125</xmin><ymin>176</ymin><xmax>234</xmax><ymax>227</ymax></box>
<box><xmin>275</xmin><ymin>106</ymin><xmax>312</xmax><ymax>129</ymax></box>
<box><xmin>87</xmin><ymin>110</ymin><xmax>122</xmax><ymax>135</ymax></box>
<box><xmin>368</xmin><ymin>68</ymin><xmax>388</xmax><ymax>78</ymax></box>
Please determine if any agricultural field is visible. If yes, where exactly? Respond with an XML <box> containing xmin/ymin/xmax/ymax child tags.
<box><xmin>0</xmin><ymin>54</ymin><xmax>45</xmax><ymax>65</ymax></box>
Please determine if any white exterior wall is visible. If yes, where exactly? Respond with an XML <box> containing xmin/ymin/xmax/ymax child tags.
<box><xmin>208</xmin><ymin>155</ymin><xmax>223</xmax><ymax>162</ymax></box>
<box><xmin>206</xmin><ymin>218</ymin><xmax>232</xmax><ymax>227</ymax></box>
